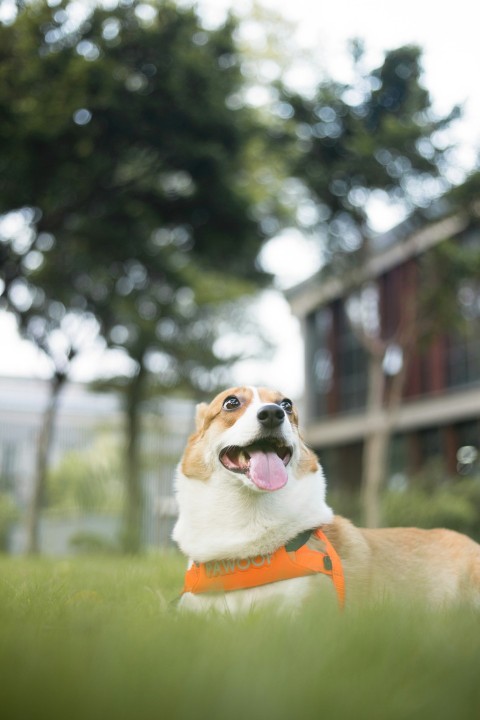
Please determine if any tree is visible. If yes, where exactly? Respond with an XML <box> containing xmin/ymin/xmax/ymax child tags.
<box><xmin>359</xmin><ymin>188</ymin><xmax>480</xmax><ymax>526</ymax></box>
<box><xmin>0</xmin><ymin>0</ymin><xmax>276</xmax><ymax>552</ymax></box>
<box><xmin>281</xmin><ymin>43</ymin><xmax>475</xmax><ymax>526</ymax></box>
<box><xmin>21</xmin><ymin>310</ymin><xmax>98</xmax><ymax>553</ymax></box>
<box><xmin>281</xmin><ymin>44</ymin><xmax>460</xmax><ymax>268</ymax></box>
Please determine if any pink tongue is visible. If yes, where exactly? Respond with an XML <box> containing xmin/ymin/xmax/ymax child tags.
<box><xmin>248</xmin><ymin>450</ymin><xmax>288</xmax><ymax>491</ymax></box>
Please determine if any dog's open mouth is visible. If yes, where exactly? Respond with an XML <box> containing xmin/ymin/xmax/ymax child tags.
<box><xmin>219</xmin><ymin>441</ymin><xmax>292</xmax><ymax>491</ymax></box>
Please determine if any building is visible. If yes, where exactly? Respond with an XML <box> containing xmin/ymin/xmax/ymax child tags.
<box><xmin>287</xmin><ymin>209</ymin><xmax>480</xmax><ymax>492</ymax></box>
<box><xmin>0</xmin><ymin>375</ymin><xmax>194</xmax><ymax>553</ymax></box>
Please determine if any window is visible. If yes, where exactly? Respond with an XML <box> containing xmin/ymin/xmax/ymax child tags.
<box><xmin>306</xmin><ymin>308</ymin><xmax>333</xmax><ymax>419</ymax></box>
<box><xmin>446</xmin><ymin>332</ymin><xmax>480</xmax><ymax>389</ymax></box>
<box><xmin>337</xmin><ymin>305</ymin><xmax>368</xmax><ymax>412</ymax></box>
<box><xmin>418</xmin><ymin>427</ymin><xmax>442</xmax><ymax>464</ymax></box>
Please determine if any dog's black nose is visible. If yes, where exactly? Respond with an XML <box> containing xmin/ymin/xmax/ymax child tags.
<box><xmin>257</xmin><ymin>404</ymin><xmax>285</xmax><ymax>429</ymax></box>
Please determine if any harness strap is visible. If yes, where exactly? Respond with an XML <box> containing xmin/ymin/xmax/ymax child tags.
<box><xmin>182</xmin><ymin>528</ymin><xmax>345</xmax><ymax>608</ymax></box>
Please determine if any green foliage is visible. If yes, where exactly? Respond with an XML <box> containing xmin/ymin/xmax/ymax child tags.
<box><xmin>329</xmin><ymin>459</ymin><xmax>480</xmax><ymax>541</ymax></box>
<box><xmin>0</xmin><ymin>556</ymin><xmax>479</xmax><ymax>720</ymax></box>
<box><xmin>381</xmin><ymin>458</ymin><xmax>480</xmax><ymax>540</ymax></box>
<box><xmin>327</xmin><ymin>488</ymin><xmax>362</xmax><ymax>525</ymax></box>
<box><xmin>0</xmin><ymin>1</ymin><xmax>268</xmax><ymax>272</ymax></box>
<box><xmin>47</xmin><ymin>433</ymin><xmax>124</xmax><ymax>514</ymax></box>
<box><xmin>383</xmin><ymin>482</ymin><xmax>480</xmax><ymax>539</ymax></box>
<box><xmin>0</xmin><ymin>1</ymin><xmax>281</xmax><ymax>553</ymax></box>
<box><xmin>419</xmin><ymin>234</ymin><xmax>480</xmax><ymax>343</ymax></box>
<box><xmin>279</xmin><ymin>44</ymin><xmax>461</xmax><ymax>273</ymax></box>
<box><xmin>0</xmin><ymin>0</ymin><xmax>274</xmax><ymax>392</ymax></box>
<box><xmin>447</xmin><ymin>169</ymin><xmax>480</xmax><ymax>208</ymax></box>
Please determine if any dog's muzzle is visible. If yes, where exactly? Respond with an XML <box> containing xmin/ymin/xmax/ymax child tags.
<box><xmin>219</xmin><ymin>440</ymin><xmax>292</xmax><ymax>491</ymax></box>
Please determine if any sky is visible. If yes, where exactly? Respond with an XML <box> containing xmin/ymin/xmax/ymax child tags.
<box><xmin>1</xmin><ymin>0</ymin><xmax>479</xmax><ymax>398</ymax></box>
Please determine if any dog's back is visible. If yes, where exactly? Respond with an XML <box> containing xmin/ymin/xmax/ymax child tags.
<box><xmin>319</xmin><ymin>516</ymin><xmax>480</xmax><ymax>608</ymax></box>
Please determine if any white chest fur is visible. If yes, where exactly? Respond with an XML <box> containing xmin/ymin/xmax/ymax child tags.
<box><xmin>172</xmin><ymin>465</ymin><xmax>333</xmax><ymax>563</ymax></box>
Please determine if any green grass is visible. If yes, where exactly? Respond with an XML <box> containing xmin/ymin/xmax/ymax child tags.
<box><xmin>1</xmin><ymin>553</ymin><xmax>479</xmax><ymax>720</ymax></box>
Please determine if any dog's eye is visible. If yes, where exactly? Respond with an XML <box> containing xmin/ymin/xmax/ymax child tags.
<box><xmin>280</xmin><ymin>398</ymin><xmax>293</xmax><ymax>414</ymax></box>
<box><xmin>223</xmin><ymin>395</ymin><xmax>241</xmax><ymax>411</ymax></box>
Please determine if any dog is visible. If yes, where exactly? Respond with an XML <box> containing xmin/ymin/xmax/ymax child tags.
<box><xmin>172</xmin><ymin>386</ymin><xmax>480</xmax><ymax>613</ymax></box>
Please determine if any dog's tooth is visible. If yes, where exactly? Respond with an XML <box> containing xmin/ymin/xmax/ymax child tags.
<box><xmin>238</xmin><ymin>450</ymin><xmax>249</xmax><ymax>466</ymax></box>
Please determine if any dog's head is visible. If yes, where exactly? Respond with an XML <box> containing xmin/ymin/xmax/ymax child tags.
<box><xmin>180</xmin><ymin>386</ymin><xmax>318</xmax><ymax>492</ymax></box>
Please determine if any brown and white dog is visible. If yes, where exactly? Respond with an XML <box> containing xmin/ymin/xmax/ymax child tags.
<box><xmin>173</xmin><ymin>386</ymin><xmax>480</xmax><ymax>613</ymax></box>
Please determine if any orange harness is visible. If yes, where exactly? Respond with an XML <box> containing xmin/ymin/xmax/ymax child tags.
<box><xmin>182</xmin><ymin>529</ymin><xmax>345</xmax><ymax>608</ymax></box>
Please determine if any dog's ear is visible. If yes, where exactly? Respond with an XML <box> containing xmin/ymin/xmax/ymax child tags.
<box><xmin>194</xmin><ymin>402</ymin><xmax>208</xmax><ymax>431</ymax></box>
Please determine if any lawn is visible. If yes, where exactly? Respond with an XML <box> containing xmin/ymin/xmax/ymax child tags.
<box><xmin>1</xmin><ymin>553</ymin><xmax>479</xmax><ymax>720</ymax></box>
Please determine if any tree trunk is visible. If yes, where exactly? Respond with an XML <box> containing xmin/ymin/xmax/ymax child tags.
<box><xmin>121</xmin><ymin>363</ymin><xmax>146</xmax><ymax>554</ymax></box>
<box><xmin>25</xmin><ymin>372</ymin><xmax>66</xmax><ymax>555</ymax></box>
<box><xmin>360</xmin><ymin>352</ymin><xmax>386</xmax><ymax>528</ymax></box>
<box><xmin>360</xmin><ymin>352</ymin><xmax>408</xmax><ymax>527</ymax></box>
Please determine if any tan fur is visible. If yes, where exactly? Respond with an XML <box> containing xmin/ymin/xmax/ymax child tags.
<box><xmin>313</xmin><ymin>516</ymin><xmax>480</xmax><ymax>608</ymax></box>
<box><xmin>181</xmin><ymin>387</ymin><xmax>257</xmax><ymax>480</ymax></box>
<box><xmin>181</xmin><ymin>386</ymin><xmax>296</xmax><ymax>480</ymax></box>
<box><xmin>194</xmin><ymin>403</ymin><xmax>208</xmax><ymax>431</ymax></box>
<box><xmin>297</xmin><ymin>444</ymin><xmax>319</xmax><ymax>475</ymax></box>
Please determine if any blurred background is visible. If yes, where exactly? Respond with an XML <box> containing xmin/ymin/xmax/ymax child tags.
<box><xmin>0</xmin><ymin>0</ymin><xmax>479</xmax><ymax>556</ymax></box>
